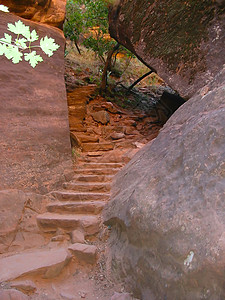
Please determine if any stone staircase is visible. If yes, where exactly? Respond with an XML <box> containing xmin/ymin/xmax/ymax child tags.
<box><xmin>0</xmin><ymin>87</ymin><xmax>158</xmax><ymax>294</ymax></box>
<box><xmin>36</xmin><ymin>161</ymin><xmax>123</xmax><ymax>238</ymax></box>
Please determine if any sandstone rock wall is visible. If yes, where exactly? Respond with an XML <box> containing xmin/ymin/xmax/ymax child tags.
<box><xmin>0</xmin><ymin>12</ymin><xmax>73</xmax><ymax>193</ymax></box>
<box><xmin>1</xmin><ymin>0</ymin><xmax>66</xmax><ymax>28</ymax></box>
<box><xmin>104</xmin><ymin>68</ymin><xmax>225</xmax><ymax>299</ymax></box>
<box><xmin>109</xmin><ymin>0</ymin><xmax>225</xmax><ymax>98</ymax></box>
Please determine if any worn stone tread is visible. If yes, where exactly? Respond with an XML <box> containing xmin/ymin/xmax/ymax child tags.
<box><xmin>74</xmin><ymin>174</ymin><xmax>114</xmax><ymax>183</ymax></box>
<box><xmin>0</xmin><ymin>248</ymin><xmax>71</xmax><ymax>282</ymax></box>
<box><xmin>37</xmin><ymin>213</ymin><xmax>100</xmax><ymax>234</ymax></box>
<box><xmin>74</xmin><ymin>168</ymin><xmax>120</xmax><ymax>175</ymax></box>
<box><xmin>50</xmin><ymin>191</ymin><xmax>110</xmax><ymax>201</ymax></box>
<box><xmin>82</xmin><ymin>143</ymin><xmax>114</xmax><ymax>152</ymax></box>
<box><xmin>46</xmin><ymin>200</ymin><xmax>105</xmax><ymax>214</ymax></box>
<box><xmin>63</xmin><ymin>182</ymin><xmax>111</xmax><ymax>193</ymax></box>
<box><xmin>81</xmin><ymin>162</ymin><xmax>124</xmax><ymax>168</ymax></box>
<box><xmin>68</xmin><ymin>243</ymin><xmax>97</xmax><ymax>264</ymax></box>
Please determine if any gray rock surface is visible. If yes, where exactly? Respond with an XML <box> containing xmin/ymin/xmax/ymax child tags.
<box><xmin>104</xmin><ymin>68</ymin><xmax>225</xmax><ymax>299</ymax></box>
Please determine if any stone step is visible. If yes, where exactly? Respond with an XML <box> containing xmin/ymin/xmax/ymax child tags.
<box><xmin>81</xmin><ymin>162</ymin><xmax>124</xmax><ymax>169</ymax></box>
<box><xmin>46</xmin><ymin>200</ymin><xmax>105</xmax><ymax>214</ymax></box>
<box><xmin>82</xmin><ymin>143</ymin><xmax>114</xmax><ymax>152</ymax></box>
<box><xmin>68</xmin><ymin>243</ymin><xmax>97</xmax><ymax>264</ymax></box>
<box><xmin>0</xmin><ymin>248</ymin><xmax>71</xmax><ymax>282</ymax></box>
<box><xmin>74</xmin><ymin>168</ymin><xmax>120</xmax><ymax>175</ymax></box>
<box><xmin>50</xmin><ymin>191</ymin><xmax>110</xmax><ymax>201</ymax></box>
<box><xmin>74</xmin><ymin>174</ymin><xmax>114</xmax><ymax>183</ymax></box>
<box><xmin>75</xmin><ymin>134</ymin><xmax>99</xmax><ymax>143</ymax></box>
<box><xmin>70</xmin><ymin>126</ymin><xmax>87</xmax><ymax>132</ymax></box>
<box><xmin>63</xmin><ymin>182</ymin><xmax>111</xmax><ymax>193</ymax></box>
<box><xmin>37</xmin><ymin>213</ymin><xmax>100</xmax><ymax>234</ymax></box>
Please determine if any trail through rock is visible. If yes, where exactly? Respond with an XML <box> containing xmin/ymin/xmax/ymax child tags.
<box><xmin>0</xmin><ymin>86</ymin><xmax>159</xmax><ymax>300</ymax></box>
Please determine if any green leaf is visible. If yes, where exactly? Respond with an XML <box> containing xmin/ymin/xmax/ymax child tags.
<box><xmin>30</xmin><ymin>30</ymin><xmax>39</xmax><ymax>42</ymax></box>
<box><xmin>24</xmin><ymin>51</ymin><xmax>43</xmax><ymax>68</ymax></box>
<box><xmin>8</xmin><ymin>20</ymin><xmax>31</xmax><ymax>39</ymax></box>
<box><xmin>0</xmin><ymin>43</ymin><xmax>7</xmax><ymax>55</ymax></box>
<box><xmin>40</xmin><ymin>36</ymin><xmax>60</xmax><ymax>57</ymax></box>
<box><xmin>0</xmin><ymin>33</ymin><xmax>12</xmax><ymax>44</ymax></box>
<box><xmin>4</xmin><ymin>45</ymin><xmax>23</xmax><ymax>64</ymax></box>
<box><xmin>0</xmin><ymin>5</ymin><xmax>9</xmax><ymax>12</ymax></box>
<box><xmin>15</xmin><ymin>38</ymin><xmax>27</xmax><ymax>49</ymax></box>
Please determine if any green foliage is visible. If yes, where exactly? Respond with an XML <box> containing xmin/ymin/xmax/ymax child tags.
<box><xmin>64</xmin><ymin>0</ymin><xmax>117</xmax><ymax>62</ymax></box>
<box><xmin>63</xmin><ymin>0</ymin><xmax>84</xmax><ymax>44</ymax></box>
<box><xmin>0</xmin><ymin>5</ymin><xmax>9</xmax><ymax>12</ymax></box>
<box><xmin>0</xmin><ymin>19</ymin><xmax>60</xmax><ymax>68</ymax></box>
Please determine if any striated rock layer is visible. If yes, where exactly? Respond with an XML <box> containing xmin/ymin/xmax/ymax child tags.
<box><xmin>1</xmin><ymin>0</ymin><xmax>66</xmax><ymax>28</ymax></box>
<box><xmin>0</xmin><ymin>12</ymin><xmax>72</xmax><ymax>193</ymax></box>
<box><xmin>104</xmin><ymin>68</ymin><xmax>225</xmax><ymax>299</ymax></box>
<box><xmin>109</xmin><ymin>0</ymin><xmax>225</xmax><ymax>98</ymax></box>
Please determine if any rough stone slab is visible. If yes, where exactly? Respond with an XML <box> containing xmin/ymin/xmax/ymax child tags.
<box><xmin>50</xmin><ymin>191</ymin><xmax>110</xmax><ymax>201</ymax></box>
<box><xmin>75</xmin><ymin>134</ymin><xmax>99</xmax><ymax>143</ymax></box>
<box><xmin>10</xmin><ymin>280</ymin><xmax>37</xmax><ymax>294</ymax></box>
<box><xmin>74</xmin><ymin>174</ymin><xmax>114</xmax><ymax>183</ymax></box>
<box><xmin>37</xmin><ymin>213</ymin><xmax>100</xmax><ymax>235</ymax></box>
<box><xmin>81</xmin><ymin>162</ymin><xmax>124</xmax><ymax>168</ymax></box>
<box><xmin>82</xmin><ymin>143</ymin><xmax>114</xmax><ymax>152</ymax></box>
<box><xmin>68</xmin><ymin>243</ymin><xmax>97</xmax><ymax>264</ymax></box>
<box><xmin>71</xmin><ymin>229</ymin><xmax>85</xmax><ymax>244</ymax></box>
<box><xmin>63</xmin><ymin>182</ymin><xmax>111</xmax><ymax>193</ymax></box>
<box><xmin>0</xmin><ymin>289</ymin><xmax>29</xmax><ymax>300</ymax></box>
<box><xmin>74</xmin><ymin>168</ymin><xmax>119</xmax><ymax>175</ymax></box>
<box><xmin>0</xmin><ymin>248</ymin><xmax>71</xmax><ymax>282</ymax></box>
<box><xmin>47</xmin><ymin>201</ymin><xmax>105</xmax><ymax>214</ymax></box>
<box><xmin>91</xmin><ymin>111</ymin><xmax>110</xmax><ymax>125</ymax></box>
<box><xmin>86</xmin><ymin>151</ymin><xmax>105</xmax><ymax>157</ymax></box>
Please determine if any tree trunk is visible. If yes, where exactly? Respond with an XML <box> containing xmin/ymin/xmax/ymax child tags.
<box><xmin>99</xmin><ymin>43</ymin><xmax>120</xmax><ymax>95</ymax></box>
<box><xmin>128</xmin><ymin>70</ymin><xmax>153</xmax><ymax>92</ymax></box>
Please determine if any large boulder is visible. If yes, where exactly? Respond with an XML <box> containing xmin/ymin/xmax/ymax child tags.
<box><xmin>109</xmin><ymin>0</ymin><xmax>225</xmax><ymax>98</ymax></box>
<box><xmin>104</xmin><ymin>68</ymin><xmax>225</xmax><ymax>299</ymax></box>
<box><xmin>1</xmin><ymin>0</ymin><xmax>66</xmax><ymax>28</ymax></box>
<box><xmin>0</xmin><ymin>12</ymin><xmax>73</xmax><ymax>193</ymax></box>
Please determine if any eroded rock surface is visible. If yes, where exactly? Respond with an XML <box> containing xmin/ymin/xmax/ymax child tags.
<box><xmin>0</xmin><ymin>189</ymin><xmax>48</xmax><ymax>254</ymax></box>
<box><xmin>104</xmin><ymin>69</ymin><xmax>225</xmax><ymax>299</ymax></box>
<box><xmin>1</xmin><ymin>0</ymin><xmax>66</xmax><ymax>28</ymax></box>
<box><xmin>109</xmin><ymin>0</ymin><xmax>225</xmax><ymax>98</ymax></box>
<box><xmin>0</xmin><ymin>12</ymin><xmax>72</xmax><ymax>193</ymax></box>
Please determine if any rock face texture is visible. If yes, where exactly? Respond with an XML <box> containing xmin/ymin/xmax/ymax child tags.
<box><xmin>104</xmin><ymin>68</ymin><xmax>225</xmax><ymax>299</ymax></box>
<box><xmin>0</xmin><ymin>190</ymin><xmax>48</xmax><ymax>254</ymax></box>
<box><xmin>109</xmin><ymin>1</ymin><xmax>225</xmax><ymax>98</ymax></box>
<box><xmin>0</xmin><ymin>12</ymin><xmax>72</xmax><ymax>193</ymax></box>
<box><xmin>1</xmin><ymin>0</ymin><xmax>66</xmax><ymax>28</ymax></box>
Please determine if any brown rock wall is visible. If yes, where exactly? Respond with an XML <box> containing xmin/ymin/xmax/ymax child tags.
<box><xmin>1</xmin><ymin>0</ymin><xmax>66</xmax><ymax>28</ymax></box>
<box><xmin>0</xmin><ymin>12</ymin><xmax>72</xmax><ymax>193</ymax></box>
<box><xmin>109</xmin><ymin>0</ymin><xmax>225</xmax><ymax>98</ymax></box>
